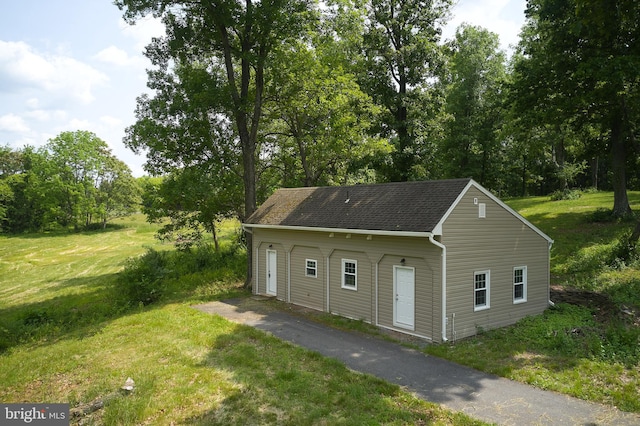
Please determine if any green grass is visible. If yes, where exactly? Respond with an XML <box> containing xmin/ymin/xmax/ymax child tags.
<box><xmin>0</xmin><ymin>216</ymin><xmax>482</xmax><ymax>425</ymax></box>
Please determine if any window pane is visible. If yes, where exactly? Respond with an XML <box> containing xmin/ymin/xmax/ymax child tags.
<box><xmin>344</xmin><ymin>274</ymin><xmax>356</xmax><ymax>287</ymax></box>
<box><xmin>514</xmin><ymin>284</ymin><xmax>523</xmax><ymax>299</ymax></box>
<box><xmin>345</xmin><ymin>262</ymin><xmax>355</xmax><ymax>274</ymax></box>
<box><xmin>514</xmin><ymin>269</ymin><xmax>523</xmax><ymax>283</ymax></box>
<box><xmin>475</xmin><ymin>274</ymin><xmax>486</xmax><ymax>289</ymax></box>
<box><xmin>475</xmin><ymin>290</ymin><xmax>486</xmax><ymax>306</ymax></box>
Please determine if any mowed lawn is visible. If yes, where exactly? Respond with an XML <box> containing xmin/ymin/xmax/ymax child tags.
<box><xmin>0</xmin><ymin>216</ymin><xmax>482</xmax><ymax>425</ymax></box>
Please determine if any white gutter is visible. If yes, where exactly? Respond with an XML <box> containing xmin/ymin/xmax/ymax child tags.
<box><xmin>429</xmin><ymin>235</ymin><xmax>448</xmax><ymax>342</ymax></box>
<box><xmin>243</xmin><ymin>223</ymin><xmax>433</xmax><ymax>239</ymax></box>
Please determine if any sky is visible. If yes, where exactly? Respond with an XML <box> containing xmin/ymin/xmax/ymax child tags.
<box><xmin>0</xmin><ymin>0</ymin><xmax>526</xmax><ymax>177</ymax></box>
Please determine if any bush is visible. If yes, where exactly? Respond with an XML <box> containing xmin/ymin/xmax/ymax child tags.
<box><xmin>608</xmin><ymin>231</ymin><xmax>640</xmax><ymax>267</ymax></box>
<box><xmin>550</xmin><ymin>188</ymin><xmax>582</xmax><ymax>201</ymax></box>
<box><xmin>118</xmin><ymin>249</ymin><xmax>170</xmax><ymax>306</ymax></box>
<box><xmin>116</xmin><ymin>244</ymin><xmax>246</xmax><ymax>306</ymax></box>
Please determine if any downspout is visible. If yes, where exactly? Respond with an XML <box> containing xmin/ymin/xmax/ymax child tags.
<box><xmin>548</xmin><ymin>240</ymin><xmax>554</xmax><ymax>307</ymax></box>
<box><xmin>429</xmin><ymin>235</ymin><xmax>448</xmax><ymax>342</ymax></box>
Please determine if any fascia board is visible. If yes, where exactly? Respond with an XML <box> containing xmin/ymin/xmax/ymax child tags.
<box><xmin>242</xmin><ymin>223</ymin><xmax>433</xmax><ymax>238</ymax></box>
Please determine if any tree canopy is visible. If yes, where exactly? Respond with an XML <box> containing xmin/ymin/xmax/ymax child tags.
<box><xmin>0</xmin><ymin>131</ymin><xmax>140</xmax><ymax>233</ymax></box>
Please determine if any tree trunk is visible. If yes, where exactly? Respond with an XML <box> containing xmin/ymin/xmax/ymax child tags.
<box><xmin>521</xmin><ymin>154</ymin><xmax>527</xmax><ymax>197</ymax></box>
<box><xmin>610</xmin><ymin>112</ymin><xmax>632</xmax><ymax>217</ymax></box>
<box><xmin>211</xmin><ymin>222</ymin><xmax>219</xmax><ymax>252</ymax></box>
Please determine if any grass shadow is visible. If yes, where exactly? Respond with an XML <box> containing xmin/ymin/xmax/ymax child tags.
<box><xmin>182</xmin><ymin>320</ymin><xmax>482</xmax><ymax>425</ymax></box>
<box><xmin>4</xmin><ymin>223</ymin><xmax>128</xmax><ymax>240</ymax></box>
<box><xmin>0</xmin><ymin>273</ymin><xmax>131</xmax><ymax>353</ymax></box>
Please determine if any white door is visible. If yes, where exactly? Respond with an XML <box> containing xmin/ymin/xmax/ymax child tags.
<box><xmin>394</xmin><ymin>266</ymin><xmax>415</xmax><ymax>329</ymax></box>
<box><xmin>266</xmin><ymin>250</ymin><xmax>277</xmax><ymax>295</ymax></box>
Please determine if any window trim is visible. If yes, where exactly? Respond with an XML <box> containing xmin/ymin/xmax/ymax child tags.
<box><xmin>513</xmin><ymin>266</ymin><xmax>528</xmax><ymax>304</ymax></box>
<box><xmin>478</xmin><ymin>202</ymin><xmax>486</xmax><ymax>218</ymax></box>
<box><xmin>305</xmin><ymin>259</ymin><xmax>318</xmax><ymax>278</ymax></box>
<box><xmin>473</xmin><ymin>270</ymin><xmax>490</xmax><ymax>311</ymax></box>
<box><xmin>341</xmin><ymin>259</ymin><xmax>357</xmax><ymax>291</ymax></box>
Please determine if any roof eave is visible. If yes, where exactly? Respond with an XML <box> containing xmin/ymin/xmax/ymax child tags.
<box><xmin>242</xmin><ymin>223</ymin><xmax>434</xmax><ymax>238</ymax></box>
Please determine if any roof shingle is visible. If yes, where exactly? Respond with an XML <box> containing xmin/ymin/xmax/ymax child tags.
<box><xmin>245</xmin><ymin>178</ymin><xmax>471</xmax><ymax>233</ymax></box>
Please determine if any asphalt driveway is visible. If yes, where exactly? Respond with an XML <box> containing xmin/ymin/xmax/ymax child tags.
<box><xmin>193</xmin><ymin>297</ymin><xmax>640</xmax><ymax>425</ymax></box>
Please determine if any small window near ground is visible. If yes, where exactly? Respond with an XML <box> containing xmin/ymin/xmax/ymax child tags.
<box><xmin>474</xmin><ymin>270</ymin><xmax>490</xmax><ymax>311</ymax></box>
<box><xmin>342</xmin><ymin>259</ymin><xmax>357</xmax><ymax>290</ymax></box>
<box><xmin>513</xmin><ymin>266</ymin><xmax>527</xmax><ymax>303</ymax></box>
<box><xmin>305</xmin><ymin>259</ymin><xmax>317</xmax><ymax>278</ymax></box>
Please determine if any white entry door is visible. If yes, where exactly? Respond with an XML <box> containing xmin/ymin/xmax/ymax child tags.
<box><xmin>266</xmin><ymin>249</ymin><xmax>277</xmax><ymax>295</ymax></box>
<box><xmin>394</xmin><ymin>266</ymin><xmax>415</xmax><ymax>329</ymax></box>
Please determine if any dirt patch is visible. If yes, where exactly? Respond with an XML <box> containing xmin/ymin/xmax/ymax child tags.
<box><xmin>550</xmin><ymin>285</ymin><xmax>639</xmax><ymax>325</ymax></box>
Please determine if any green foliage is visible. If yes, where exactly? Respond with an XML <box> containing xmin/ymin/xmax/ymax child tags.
<box><xmin>514</xmin><ymin>0</ymin><xmax>640</xmax><ymax>215</ymax></box>
<box><xmin>550</xmin><ymin>188</ymin><xmax>582</xmax><ymax>201</ymax></box>
<box><xmin>117</xmin><ymin>244</ymin><xmax>246</xmax><ymax>306</ymax></box>
<box><xmin>441</xmin><ymin>24</ymin><xmax>508</xmax><ymax>188</ymax></box>
<box><xmin>141</xmin><ymin>168</ymin><xmax>241</xmax><ymax>250</ymax></box>
<box><xmin>0</xmin><ymin>135</ymin><xmax>140</xmax><ymax>233</ymax></box>
<box><xmin>118</xmin><ymin>249</ymin><xmax>170</xmax><ymax>305</ymax></box>
<box><xmin>359</xmin><ymin>0</ymin><xmax>452</xmax><ymax>181</ymax></box>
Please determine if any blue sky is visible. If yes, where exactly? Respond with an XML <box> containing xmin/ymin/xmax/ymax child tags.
<box><xmin>0</xmin><ymin>0</ymin><xmax>526</xmax><ymax>177</ymax></box>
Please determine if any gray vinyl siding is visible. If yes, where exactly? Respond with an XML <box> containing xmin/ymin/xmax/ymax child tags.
<box><xmin>441</xmin><ymin>187</ymin><xmax>550</xmax><ymax>340</ymax></box>
<box><xmin>377</xmin><ymin>254</ymin><xmax>437</xmax><ymax>339</ymax></box>
<box><xmin>290</xmin><ymin>245</ymin><xmax>325</xmax><ymax>311</ymax></box>
<box><xmin>251</xmin><ymin>228</ymin><xmax>443</xmax><ymax>340</ymax></box>
<box><xmin>329</xmin><ymin>249</ymin><xmax>372</xmax><ymax>321</ymax></box>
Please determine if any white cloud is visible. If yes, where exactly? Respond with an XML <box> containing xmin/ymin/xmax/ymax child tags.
<box><xmin>0</xmin><ymin>113</ymin><xmax>30</xmax><ymax>133</ymax></box>
<box><xmin>94</xmin><ymin>45</ymin><xmax>146</xmax><ymax>69</ymax></box>
<box><xmin>0</xmin><ymin>40</ymin><xmax>109</xmax><ymax>104</ymax></box>
<box><xmin>118</xmin><ymin>16</ymin><xmax>165</xmax><ymax>52</ymax></box>
<box><xmin>100</xmin><ymin>115</ymin><xmax>123</xmax><ymax>127</ymax></box>
<box><xmin>94</xmin><ymin>45</ymin><xmax>130</xmax><ymax>66</ymax></box>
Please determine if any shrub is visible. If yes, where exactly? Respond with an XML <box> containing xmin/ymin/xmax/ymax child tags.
<box><xmin>116</xmin><ymin>245</ymin><xmax>246</xmax><ymax>306</ymax></box>
<box><xmin>118</xmin><ymin>249</ymin><xmax>170</xmax><ymax>306</ymax></box>
<box><xmin>608</xmin><ymin>231</ymin><xmax>640</xmax><ymax>267</ymax></box>
<box><xmin>550</xmin><ymin>188</ymin><xmax>582</xmax><ymax>201</ymax></box>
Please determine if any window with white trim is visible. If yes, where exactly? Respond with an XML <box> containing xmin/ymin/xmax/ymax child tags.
<box><xmin>342</xmin><ymin>259</ymin><xmax>357</xmax><ymax>290</ymax></box>
<box><xmin>474</xmin><ymin>270</ymin><xmax>490</xmax><ymax>311</ymax></box>
<box><xmin>478</xmin><ymin>203</ymin><xmax>486</xmax><ymax>218</ymax></box>
<box><xmin>305</xmin><ymin>259</ymin><xmax>317</xmax><ymax>278</ymax></box>
<box><xmin>513</xmin><ymin>266</ymin><xmax>527</xmax><ymax>303</ymax></box>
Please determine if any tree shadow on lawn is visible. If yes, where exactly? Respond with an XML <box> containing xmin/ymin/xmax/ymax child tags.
<box><xmin>3</xmin><ymin>223</ymin><xmax>128</xmax><ymax>240</ymax></box>
<box><xmin>0</xmin><ymin>273</ymin><xmax>132</xmax><ymax>353</ymax></box>
<box><xmin>182</xmin><ymin>320</ymin><xmax>480</xmax><ymax>425</ymax></box>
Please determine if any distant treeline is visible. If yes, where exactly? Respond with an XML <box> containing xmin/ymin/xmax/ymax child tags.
<box><xmin>0</xmin><ymin>131</ymin><xmax>140</xmax><ymax>233</ymax></box>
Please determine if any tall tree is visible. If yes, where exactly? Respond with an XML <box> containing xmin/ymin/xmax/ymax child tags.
<box><xmin>263</xmin><ymin>31</ymin><xmax>387</xmax><ymax>187</ymax></box>
<box><xmin>117</xmin><ymin>0</ymin><xmax>312</xmax><ymax>287</ymax></box>
<box><xmin>141</xmin><ymin>166</ymin><xmax>241</xmax><ymax>250</ymax></box>
<box><xmin>45</xmin><ymin>131</ymin><xmax>139</xmax><ymax>229</ymax></box>
<box><xmin>441</xmin><ymin>24</ymin><xmax>507</xmax><ymax>188</ymax></box>
<box><xmin>515</xmin><ymin>0</ymin><xmax>640</xmax><ymax>216</ymax></box>
<box><xmin>360</xmin><ymin>0</ymin><xmax>451</xmax><ymax>181</ymax></box>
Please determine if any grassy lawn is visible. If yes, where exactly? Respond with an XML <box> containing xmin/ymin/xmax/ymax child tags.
<box><xmin>0</xmin><ymin>217</ymin><xmax>482</xmax><ymax>425</ymax></box>
<box><xmin>2</xmin><ymin>191</ymin><xmax>639</xmax><ymax>422</ymax></box>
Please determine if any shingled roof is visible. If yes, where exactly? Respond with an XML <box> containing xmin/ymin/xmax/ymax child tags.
<box><xmin>245</xmin><ymin>178</ymin><xmax>472</xmax><ymax>233</ymax></box>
